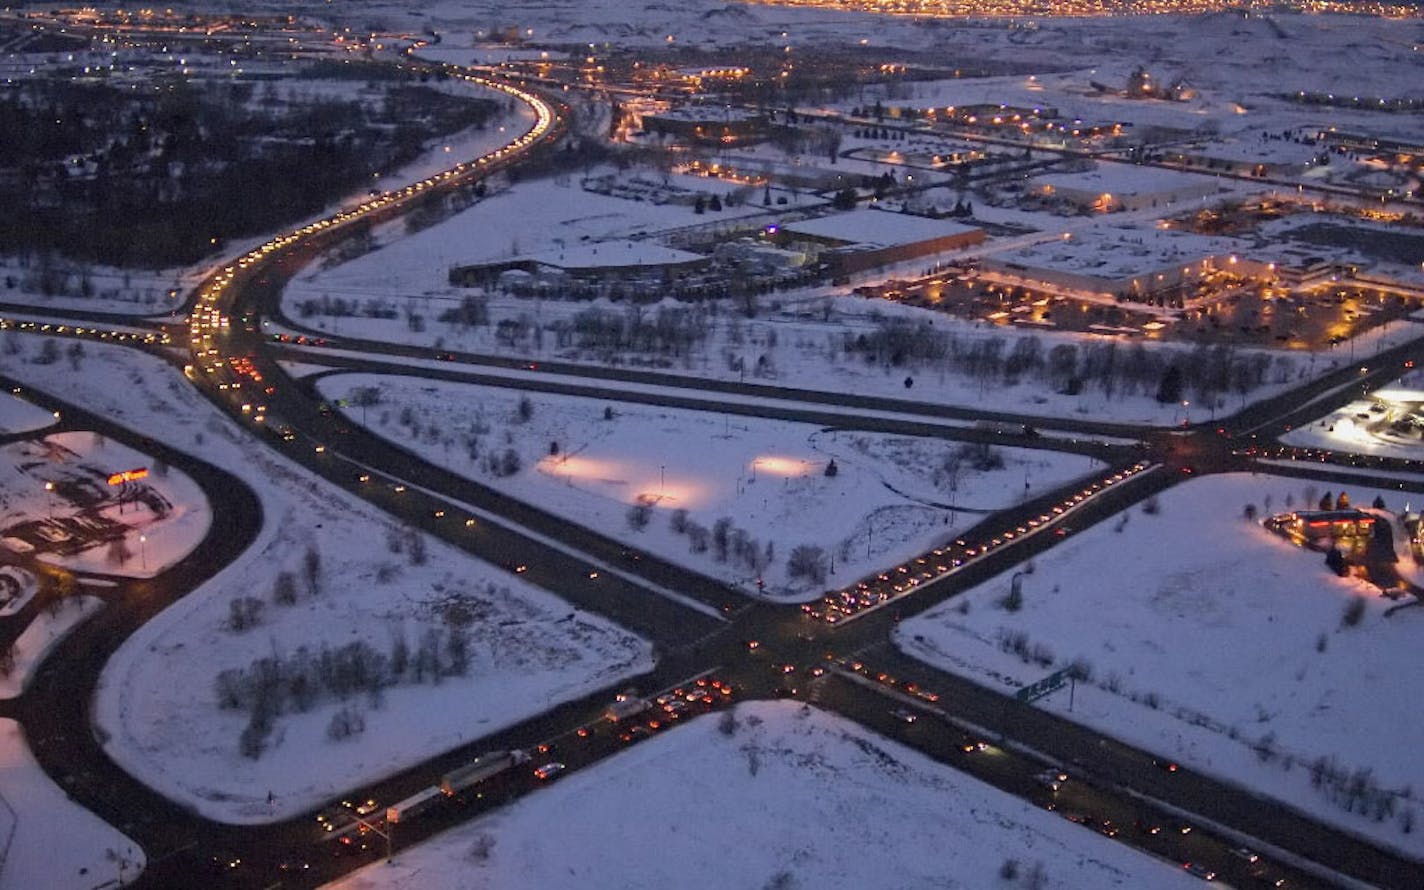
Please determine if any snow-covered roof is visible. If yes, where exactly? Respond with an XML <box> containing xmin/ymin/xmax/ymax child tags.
<box><xmin>1180</xmin><ymin>137</ymin><xmax>1322</xmax><ymax>165</ymax></box>
<box><xmin>781</xmin><ymin>210</ymin><xmax>979</xmax><ymax>248</ymax></box>
<box><xmin>524</xmin><ymin>239</ymin><xmax>705</xmax><ymax>270</ymax></box>
<box><xmin>995</xmin><ymin>225</ymin><xmax>1239</xmax><ymax>278</ymax></box>
<box><xmin>1034</xmin><ymin>165</ymin><xmax>1218</xmax><ymax>197</ymax></box>
<box><xmin>647</xmin><ymin>105</ymin><xmax>765</xmax><ymax>124</ymax></box>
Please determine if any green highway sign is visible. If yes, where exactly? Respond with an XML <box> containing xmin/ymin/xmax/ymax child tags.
<box><xmin>1016</xmin><ymin>668</ymin><xmax>1071</xmax><ymax>704</ymax></box>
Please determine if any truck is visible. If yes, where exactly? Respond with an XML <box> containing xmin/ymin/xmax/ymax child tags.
<box><xmin>439</xmin><ymin>749</ymin><xmax>529</xmax><ymax>796</ymax></box>
<box><xmin>604</xmin><ymin>694</ymin><xmax>651</xmax><ymax>722</ymax></box>
<box><xmin>385</xmin><ymin>786</ymin><xmax>444</xmax><ymax>824</ymax></box>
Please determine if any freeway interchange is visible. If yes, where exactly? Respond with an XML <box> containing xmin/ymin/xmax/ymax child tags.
<box><xmin>3</xmin><ymin>23</ymin><xmax>1424</xmax><ymax>890</ymax></box>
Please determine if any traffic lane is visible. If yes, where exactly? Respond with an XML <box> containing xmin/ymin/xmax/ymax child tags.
<box><xmin>261</xmin><ymin>318</ymin><xmax>1157</xmax><ymax>442</ymax></box>
<box><xmin>271</xmin><ymin>345</ymin><xmax>1132</xmax><ymax>464</ymax></box>
<box><xmin>815</xmin><ymin>464</ymin><xmax>1183</xmax><ymax>642</ymax></box>
<box><xmin>208</xmin><ymin>325</ymin><xmax>742</xmax><ymax>632</ymax></box>
<box><xmin>813</xmin><ymin>670</ymin><xmax>1328</xmax><ymax>890</ymax></box>
<box><xmin>1229</xmin><ymin>335</ymin><xmax>1424</xmax><ymax>438</ymax></box>
<box><xmin>224</xmin><ymin>674</ymin><xmax>739</xmax><ymax>889</ymax></box>
<box><xmin>239</xmin><ymin>333</ymin><xmax>751</xmax><ymax>620</ymax></box>
<box><xmin>834</xmin><ymin>647</ymin><xmax>1414</xmax><ymax>890</ymax></box>
<box><xmin>0</xmin><ymin>377</ymin><xmax>274</xmax><ymax>886</ymax></box>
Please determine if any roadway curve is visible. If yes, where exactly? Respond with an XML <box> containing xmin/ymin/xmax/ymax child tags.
<box><xmin>0</xmin><ymin>33</ymin><xmax>1421</xmax><ymax>890</ymax></box>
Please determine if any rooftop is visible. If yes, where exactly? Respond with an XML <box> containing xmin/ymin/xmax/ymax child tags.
<box><xmin>1034</xmin><ymin>165</ymin><xmax>1219</xmax><ymax>198</ymax></box>
<box><xmin>524</xmin><ymin>239</ymin><xmax>705</xmax><ymax>271</ymax></box>
<box><xmin>993</xmin><ymin>224</ymin><xmax>1243</xmax><ymax>278</ymax></box>
<box><xmin>780</xmin><ymin>210</ymin><xmax>980</xmax><ymax>248</ymax></box>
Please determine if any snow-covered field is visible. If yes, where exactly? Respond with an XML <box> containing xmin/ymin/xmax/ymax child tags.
<box><xmin>0</xmin><ymin>391</ymin><xmax>57</xmax><ymax>436</ymax></box>
<box><xmin>315</xmin><ymin>373</ymin><xmax>1101</xmax><ymax>600</ymax></box>
<box><xmin>1282</xmin><ymin>372</ymin><xmax>1424</xmax><ymax>460</ymax></box>
<box><xmin>287</xmin><ymin>173</ymin><xmax>765</xmax><ymax>301</ymax></box>
<box><xmin>327</xmin><ymin>701</ymin><xmax>1200</xmax><ymax>890</ymax></box>
<box><xmin>0</xmin><ymin>432</ymin><xmax>211</xmax><ymax>579</ymax></box>
<box><xmin>898</xmin><ymin>472</ymin><xmax>1424</xmax><ymax>856</ymax></box>
<box><xmin>0</xmin><ymin>718</ymin><xmax>144</xmax><ymax>890</ymax></box>
<box><xmin>6</xmin><ymin>341</ymin><xmax>651</xmax><ymax>824</ymax></box>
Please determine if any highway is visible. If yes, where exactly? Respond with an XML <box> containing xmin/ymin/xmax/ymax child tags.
<box><xmin>0</xmin><ymin>11</ymin><xmax>1421</xmax><ymax>890</ymax></box>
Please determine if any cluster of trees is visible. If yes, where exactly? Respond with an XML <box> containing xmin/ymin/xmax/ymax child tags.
<box><xmin>787</xmin><ymin>544</ymin><xmax>828</xmax><ymax>585</ymax></box>
<box><xmin>1309</xmin><ymin>755</ymin><xmax>1413</xmax><ymax>826</ymax></box>
<box><xmin>437</xmin><ymin>294</ymin><xmax>491</xmax><ymax>329</ymax></box>
<box><xmin>294</xmin><ymin>293</ymin><xmax>400</xmax><ymax>320</ymax></box>
<box><xmin>665</xmin><ymin>510</ymin><xmax>773</xmax><ymax>577</ymax></box>
<box><xmin>0</xmin><ymin>77</ymin><xmax>496</xmax><ymax>266</ymax></box>
<box><xmin>845</xmin><ymin>318</ymin><xmax>1292</xmax><ymax>403</ymax></box>
<box><xmin>550</xmin><ymin>304</ymin><xmax>713</xmax><ymax>358</ymax></box>
<box><xmin>216</xmin><ymin>626</ymin><xmax>472</xmax><ymax>758</ymax></box>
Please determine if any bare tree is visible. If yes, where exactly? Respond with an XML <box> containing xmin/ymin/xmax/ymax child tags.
<box><xmin>304</xmin><ymin>545</ymin><xmax>322</xmax><ymax>597</ymax></box>
<box><xmin>272</xmin><ymin>571</ymin><xmax>298</xmax><ymax>606</ymax></box>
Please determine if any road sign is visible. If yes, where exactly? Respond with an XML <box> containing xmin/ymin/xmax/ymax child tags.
<box><xmin>1016</xmin><ymin>668</ymin><xmax>1071</xmax><ymax>704</ymax></box>
<box><xmin>106</xmin><ymin>467</ymin><xmax>148</xmax><ymax>486</ymax></box>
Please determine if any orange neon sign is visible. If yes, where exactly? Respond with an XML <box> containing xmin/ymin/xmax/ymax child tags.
<box><xmin>107</xmin><ymin>468</ymin><xmax>149</xmax><ymax>485</ymax></box>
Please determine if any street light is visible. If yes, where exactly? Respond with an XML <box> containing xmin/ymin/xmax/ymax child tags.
<box><xmin>139</xmin><ymin>534</ymin><xmax>147</xmax><ymax>572</ymax></box>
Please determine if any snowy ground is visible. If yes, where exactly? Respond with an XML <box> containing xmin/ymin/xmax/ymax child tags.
<box><xmin>5</xmin><ymin>340</ymin><xmax>652</xmax><ymax>824</ymax></box>
<box><xmin>326</xmin><ymin>701</ymin><xmax>1200</xmax><ymax>890</ymax></box>
<box><xmin>0</xmin><ymin>432</ymin><xmax>211</xmax><ymax>579</ymax></box>
<box><xmin>897</xmin><ymin>472</ymin><xmax>1424</xmax><ymax>856</ymax></box>
<box><xmin>287</xmin><ymin>172</ymin><xmax>765</xmax><ymax>301</ymax></box>
<box><xmin>0</xmin><ymin>392</ymin><xmax>57</xmax><ymax>436</ymax></box>
<box><xmin>0</xmin><ymin>566</ymin><xmax>37</xmax><ymax>617</ymax></box>
<box><xmin>315</xmin><ymin>373</ymin><xmax>1101</xmax><ymax>600</ymax></box>
<box><xmin>275</xmin><ymin>155</ymin><xmax>1414</xmax><ymax>428</ymax></box>
<box><xmin>1281</xmin><ymin>371</ymin><xmax>1424</xmax><ymax>460</ymax></box>
<box><xmin>0</xmin><ymin>718</ymin><xmax>144</xmax><ymax>890</ymax></box>
<box><xmin>0</xmin><ymin>596</ymin><xmax>104</xmax><ymax>700</ymax></box>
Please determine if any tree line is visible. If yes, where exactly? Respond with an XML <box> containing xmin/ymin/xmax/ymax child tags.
<box><xmin>0</xmin><ymin>75</ymin><xmax>497</xmax><ymax>267</ymax></box>
<box><xmin>846</xmin><ymin>318</ymin><xmax>1294</xmax><ymax>404</ymax></box>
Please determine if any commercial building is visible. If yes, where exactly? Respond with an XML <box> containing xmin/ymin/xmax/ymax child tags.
<box><xmin>1032</xmin><ymin>165</ymin><xmax>1220</xmax><ymax>213</ymax></box>
<box><xmin>980</xmin><ymin>225</ymin><xmax>1242</xmax><ymax>302</ymax></box>
<box><xmin>773</xmin><ymin>210</ymin><xmax>985</xmax><ymax>278</ymax></box>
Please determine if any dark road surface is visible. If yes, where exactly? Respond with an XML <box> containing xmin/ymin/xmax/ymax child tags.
<box><xmin>0</xmin><ymin>27</ymin><xmax>1421</xmax><ymax>890</ymax></box>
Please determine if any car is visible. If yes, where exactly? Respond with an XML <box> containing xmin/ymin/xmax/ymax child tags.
<box><xmin>533</xmin><ymin>762</ymin><xmax>566</xmax><ymax>781</ymax></box>
<box><xmin>1153</xmin><ymin>758</ymin><xmax>1180</xmax><ymax>773</ymax></box>
<box><xmin>1230</xmin><ymin>847</ymin><xmax>1259</xmax><ymax>863</ymax></box>
<box><xmin>210</xmin><ymin>852</ymin><xmax>242</xmax><ymax>872</ymax></box>
<box><xmin>1097</xmin><ymin>819</ymin><xmax>1120</xmax><ymax>838</ymax></box>
<box><xmin>1182</xmin><ymin>862</ymin><xmax>1216</xmax><ymax>881</ymax></box>
<box><xmin>891</xmin><ymin>708</ymin><xmax>918</xmax><ymax>724</ymax></box>
<box><xmin>1035</xmin><ymin>770</ymin><xmax>1068</xmax><ymax>792</ymax></box>
<box><xmin>961</xmin><ymin>739</ymin><xmax>989</xmax><ymax>753</ymax></box>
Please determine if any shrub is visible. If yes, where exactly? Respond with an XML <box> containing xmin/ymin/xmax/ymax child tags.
<box><xmin>1341</xmin><ymin>595</ymin><xmax>1367</xmax><ymax>628</ymax></box>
